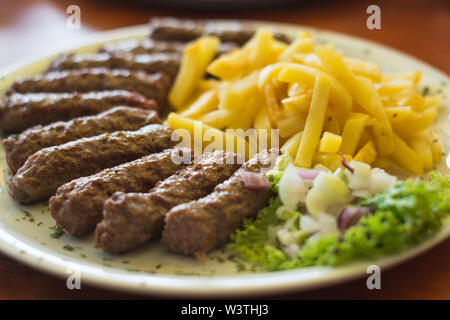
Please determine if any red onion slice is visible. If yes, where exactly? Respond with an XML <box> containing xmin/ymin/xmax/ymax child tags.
<box><xmin>298</xmin><ymin>169</ymin><xmax>326</xmax><ymax>180</ymax></box>
<box><xmin>337</xmin><ymin>206</ymin><xmax>374</xmax><ymax>231</ymax></box>
<box><xmin>339</xmin><ymin>152</ymin><xmax>354</xmax><ymax>174</ymax></box>
<box><xmin>239</xmin><ymin>172</ymin><xmax>270</xmax><ymax>190</ymax></box>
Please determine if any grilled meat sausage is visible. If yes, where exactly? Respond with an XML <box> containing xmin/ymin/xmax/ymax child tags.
<box><xmin>99</xmin><ymin>38</ymin><xmax>238</xmax><ymax>57</ymax></box>
<box><xmin>149</xmin><ymin>17</ymin><xmax>291</xmax><ymax>45</ymax></box>
<box><xmin>162</xmin><ymin>149</ymin><xmax>276</xmax><ymax>259</ymax></box>
<box><xmin>95</xmin><ymin>151</ymin><xmax>242</xmax><ymax>254</ymax></box>
<box><xmin>8</xmin><ymin>124</ymin><xmax>175</xmax><ymax>203</ymax></box>
<box><xmin>99</xmin><ymin>38</ymin><xmax>184</xmax><ymax>55</ymax></box>
<box><xmin>50</xmin><ymin>148</ymin><xmax>193</xmax><ymax>236</ymax></box>
<box><xmin>6</xmin><ymin>68</ymin><xmax>171</xmax><ymax>105</ymax></box>
<box><xmin>48</xmin><ymin>52</ymin><xmax>181</xmax><ymax>79</ymax></box>
<box><xmin>3</xmin><ymin>106</ymin><xmax>161</xmax><ymax>174</ymax></box>
<box><xmin>0</xmin><ymin>90</ymin><xmax>157</xmax><ymax>134</ymax></box>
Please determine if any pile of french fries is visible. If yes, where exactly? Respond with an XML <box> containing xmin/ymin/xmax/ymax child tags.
<box><xmin>167</xmin><ymin>29</ymin><xmax>443</xmax><ymax>175</ymax></box>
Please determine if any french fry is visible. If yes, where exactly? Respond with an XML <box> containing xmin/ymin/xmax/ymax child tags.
<box><xmin>277</xmin><ymin>114</ymin><xmax>306</xmax><ymax>138</ymax></box>
<box><xmin>392</xmin><ymin>107</ymin><xmax>438</xmax><ymax>137</ymax></box>
<box><xmin>169</xmin><ymin>36</ymin><xmax>220</xmax><ymax>109</ymax></box>
<box><xmin>295</xmin><ymin>73</ymin><xmax>331</xmax><ymax>168</ymax></box>
<box><xmin>206</xmin><ymin>45</ymin><xmax>252</xmax><ymax>80</ymax></box>
<box><xmin>218</xmin><ymin>71</ymin><xmax>259</xmax><ymax>111</ymax></box>
<box><xmin>357</xmin><ymin>128</ymin><xmax>373</xmax><ymax>150</ymax></box>
<box><xmin>167</xmin><ymin>113</ymin><xmax>249</xmax><ymax>158</ymax></box>
<box><xmin>282</xmin><ymin>93</ymin><xmax>311</xmax><ymax>114</ymax></box>
<box><xmin>264</xmin><ymin>83</ymin><xmax>283</xmax><ymax>124</ymax></box>
<box><xmin>201</xmin><ymin>109</ymin><xmax>234</xmax><ymax>129</ymax></box>
<box><xmin>391</xmin><ymin>134</ymin><xmax>423</xmax><ymax>175</ymax></box>
<box><xmin>254</xmin><ymin>105</ymin><xmax>272</xmax><ymax>131</ymax></box>
<box><xmin>319</xmin><ymin>132</ymin><xmax>342</xmax><ymax>153</ymax></box>
<box><xmin>287</xmin><ymin>82</ymin><xmax>307</xmax><ymax>96</ymax></box>
<box><xmin>257</xmin><ymin>62</ymin><xmax>289</xmax><ymax>90</ymax></box>
<box><xmin>376</xmin><ymin>78</ymin><xmax>414</xmax><ymax>96</ymax></box>
<box><xmin>354</xmin><ymin>140</ymin><xmax>377</xmax><ymax>164</ymax></box>
<box><xmin>278</xmin><ymin>33</ymin><xmax>314</xmax><ymax>61</ymax></box>
<box><xmin>423</xmin><ymin>96</ymin><xmax>442</xmax><ymax>109</ymax></box>
<box><xmin>423</xmin><ymin>130</ymin><xmax>443</xmax><ymax>164</ymax></box>
<box><xmin>277</xmin><ymin>63</ymin><xmax>352</xmax><ymax>122</ymax></box>
<box><xmin>180</xmin><ymin>90</ymin><xmax>219</xmax><ymax>119</ymax></box>
<box><xmin>343</xmin><ymin>57</ymin><xmax>381</xmax><ymax>82</ymax></box>
<box><xmin>372</xmin><ymin>156</ymin><xmax>393</xmax><ymax>170</ymax></box>
<box><xmin>407</xmin><ymin>136</ymin><xmax>433</xmax><ymax>171</ymax></box>
<box><xmin>313</xmin><ymin>153</ymin><xmax>352</xmax><ymax>171</ymax></box>
<box><xmin>316</xmin><ymin>45</ymin><xmax>394</xmax><ymax>155</ymax></box>
<box><xmin>397</xmin><ymin>92</ymin><xmax>425</xmax><ymax>111</ymax></box>
<box><xmin>385</xmin><ymin>106</ymin><xmax>413</xmax><ymax>123</ymax></box>
<box><xmin>197</xmin><ymin>79</ymin><xmax>221</xmax><ymax>91</ymax></box>
<box><xmin>323</xmin><ymin>108</ymin><xmax>341</xmax><ymax>135</ymax></box>
<box><xmin>281</xmin><ymin>131</ymin><xmax>303</xmax><ymax>157</ymax></box>
<box><xmin>340</xmin><ymin>113</ymin><xmax>370</xmax><ymax>156</ymax></box>
<box><xmin>272</xmin><ymin>39</ymin><xmax>289</xmax><ymax>53</ymax></box>
<box><xmin>227</xmin><ymin>98</ymin><xmax>259</xmax><ymax>130</ymax></box>
<box><xmin>291</xmin><ymin>53</ymin><xmax>322</xmax><ymax>69</ymax></box>
<box><xmin>250</xmin><ymin>28</ymin><xmax>278</xmax><ymax>69</ymax></box>
<box><xmin>382</xmin><ymin>71</ymin><xmax>421</xmax><ymax>86</ymax></box>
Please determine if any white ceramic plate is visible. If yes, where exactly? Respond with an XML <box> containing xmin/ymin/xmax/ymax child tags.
<box><xmin>0</xmin><ymin>21</ymin><xmax>449</xmax><ymax>297</ymax></box>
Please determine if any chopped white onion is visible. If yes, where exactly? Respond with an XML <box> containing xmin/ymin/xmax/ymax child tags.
<box><xmin>279</xmin><ymin>165</ymin><xmax>308</xmax><ymax>210</ymax></box>
<box><xmin>300</xmin><ymin>212</ymin><xmax>338</xmax><ymax>236</ymax></box>
<box><xmin>299</xmin><ymin>215</ymin><xmax>320</xmax><ymax>233</ymax></box>
<box><xmin>316</xmin><ymin>212</ymin><xmax>338</xmax><ymax>234</ymax></box>
<box><xmin>369</xmin><ymin>168</ymin><xmax>397</xmax><ymax>194</ymax></box>
<box><xmin>284</xmin><ymin>243</ymin><xmax>301</xmax><ymax>258</ymax></box>
<box><xmin>348</xmin><ymin>160</ymin><xmax>372</xmax><ymax>190</ymax></box>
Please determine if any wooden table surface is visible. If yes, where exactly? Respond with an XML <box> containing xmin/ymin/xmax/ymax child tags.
<box><xmin>0</xmin><ymin>0</ymin><xmax>449</xmax><ymax>300</ymax></box>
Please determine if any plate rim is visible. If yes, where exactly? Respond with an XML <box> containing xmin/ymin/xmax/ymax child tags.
<box><xmin>0</xmin><ymin>20</ymin><xmax>449</xmax><ymax>297</ymax></box>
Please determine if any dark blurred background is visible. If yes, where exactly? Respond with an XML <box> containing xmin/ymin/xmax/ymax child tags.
<box><xmin>0</xmin><ymin>0</ymin><xmax>449</xmax><ymax>72</ymax></box>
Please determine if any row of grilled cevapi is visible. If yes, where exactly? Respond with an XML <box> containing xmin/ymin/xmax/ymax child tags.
<box><xmin>0</xmin><ymin>17</ymin><xmax>288</xmax><ymax>258</ymax></box>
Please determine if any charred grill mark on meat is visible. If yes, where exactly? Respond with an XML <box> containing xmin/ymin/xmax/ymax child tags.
<box><xmin>8</xmin><ymin>124</ymin><xmax>175</xmax><ymax>204</ymax></box>
<box><xmin>50</xmin><ymin>148</ymin><xmax>193</xmax><ymax>236</ymax></box>
<box><xmin>0</xmin><ymin>90</ymin><xmax>158</xmax><ymax>134</ymax></box>
<box><xmin>149</xmin><ymin>17</ymin><xmax>291</xmax><ymax>45</ymax></box>
<box><xmin>3</xmin><ymin>106</ymin><xmax>161</xmax><ymax>174</ymax></box>
<box><xmin>48</xmin><ymin>52</ymin><xmax>181</xmax><ymax>80</ymax></box>
<box><xmin>6</xmin><ymin>68</ymin><xmax>171</xmax><ymax>106</ymax></box>
<box><xmin>162</xmin><ymin>150</ymin><xmax>276</xmax><ymax>259</ymax></box>
<box><xmin>95</xmin><ymin>151</ymin><xmax>243</xmax><ymax>254</ymax></box>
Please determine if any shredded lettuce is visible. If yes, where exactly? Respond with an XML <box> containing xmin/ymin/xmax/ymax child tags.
<box><xmin>229</xmin><ymin>173</ymin><xmax>450</xmax><ymax>270</ymax></box>
<box><xmin>266</xmin><ymin>153</ymin><xmax>293</xmax><ymax>192</ymax></box>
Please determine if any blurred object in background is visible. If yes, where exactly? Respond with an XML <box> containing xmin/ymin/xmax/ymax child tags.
<box><xmin>0</xmin><ymin>1</ymin><xmax>92</xmax><ymax>67</ymax></box>
<box><xmin>131</xmin><ymin>0</ymin><xmax>298</xmax><ymax>10</ymax></box>
<box><xmin>0</xmin><ymin>0</ymin><xmax>448</xmax><ymax>73</ymax></box>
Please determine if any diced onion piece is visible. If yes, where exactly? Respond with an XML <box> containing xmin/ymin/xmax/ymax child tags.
<box><xmin>316</xmin><ymin>212</ymin><xmax>339</xmax><ymax>234</ymax></box>
<box><xmin>306</xmin><ymin>172</ymin><xmax>352</xmax><ymax>216</ymax></box>
<box><xmin>300</xmin><ymin>212</ymin><xmax>338</xmax><ymax>235</ymax></box>
<box><xmin>337</xmin><ymin>206</ymin><xmax>374</xmax><ymax>231</ymax></box>
<box><xmin>298</xmin><ymin>169</ymin><xmax>327</xmax><ymax>180</ymax></box>
<box><xmin>369</xmin><ymin>168</ymin><xmax>397</xmax><ymax>194</ymax></box>
<box><xmin>299</xmin><ymin>215</ymin><xmax>320</xmax><ymax>233</ymax></box>
<box><xmin>239</xmin><ymin>172</ymin><xmax>270</xmax><ymax>190</ymax></box>
<box><xmin>279</xmin><ymin>165</ymin><xmax>308</xmax><ymax>210</ymax></box>
<box><xmin>348</xmin><ymin>160</ymin><xmax>372</xmax><ymax>191</ymax></box>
